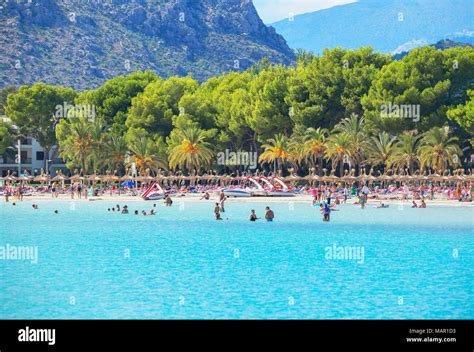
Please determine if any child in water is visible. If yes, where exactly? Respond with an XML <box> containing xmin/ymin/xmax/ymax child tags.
<box><xmin>322</xmin><ymin>202</ymin><xmax>331</xmax><ymax>222</ymax></box>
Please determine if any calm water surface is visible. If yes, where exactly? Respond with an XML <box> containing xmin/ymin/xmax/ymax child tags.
<box><xmin>0</xmin><ymin>200</ymin><xmax>473</xmax><ymax>319</ymax></box>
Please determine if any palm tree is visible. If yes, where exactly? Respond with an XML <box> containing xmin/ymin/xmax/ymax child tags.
<box><xmin>58</xmin><ymin>118</ymin><xmax>94</xmax><ymax>177</ymax></box>
<box><xmin>168</xmin><ymin>127</ymin><xmax>214</xmax><ymax>172</ymax></box>
<box><xmin>287</xmin><ymin>134</ymin><xmax>305</xmax><ymax>172</ymax></box>
<box><xmin>365</xmin><ymin>132</ymin><xmax>397</xmax><ymax>171</ymax></box>
<box><xmin>89</xmin><ymin>120</ymin><xmax>107</xmax><ymax>174</ymax></box>
<box><xmin>130</xmin><ymin>137</ymin><xmax>168</xmax><ymax>175</ymax></box>
<box><xmin>334</xmin><ymin>114</ymin><xmax>367</xmax><ymax>169</ymax></box>
<box><xmin>418</xmin><ymin>127</ymin><xmax>462</xmax><ymax>172</ymax></box>
<box><xmin>259</xmin><ymin>133</ymin><xmax>290</xmax><ymax>174</ymax></box>
<box><xmin>303</xmin><ymin>127</ymin><xmax>328</xmax><ymax>175</ymax></box>
<box><xmin>105</xmin><ymin>134</ymin><xmax>128</xmax><ymax>174</ymax></box>
<box><xmin>389</xmin><ymin>132</ymin><xmax>420</xmax><ymax>174</ymax></box>
<box><xmin>324</xmin><ymin>132</ymin><xmax>353</xmax><ymax>176</ymax></box>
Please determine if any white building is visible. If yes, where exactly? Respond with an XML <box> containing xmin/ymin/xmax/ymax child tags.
<box><xmin>0</xmin><ymin>116</ymin><xmax>67</xmax><ymax>177</ymax></box>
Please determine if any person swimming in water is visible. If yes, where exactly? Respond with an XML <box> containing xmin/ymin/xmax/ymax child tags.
<box><xmin>122</xmin><ymin>206</ymin><xmax>129</xmax><ymax>214</ymax></box>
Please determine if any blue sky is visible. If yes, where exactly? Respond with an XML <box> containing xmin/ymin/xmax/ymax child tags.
<box><xmin>253</xmin><ymin>0</ymin><xmax>357</xmax><ymax>23</ymax></box>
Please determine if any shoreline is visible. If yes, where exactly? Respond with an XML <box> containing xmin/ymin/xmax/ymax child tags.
<box><xmin>3</xmin><ymin>194</ymin><xmax>473</xmax><ymax>207</ymax></box>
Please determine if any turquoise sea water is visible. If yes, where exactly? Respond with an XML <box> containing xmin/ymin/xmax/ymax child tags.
<box><xmin>0</xmin><ymin>200</ymin><xmax>473</xmax><ymax>319</ymax></box>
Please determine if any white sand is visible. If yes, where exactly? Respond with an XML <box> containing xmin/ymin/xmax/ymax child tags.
<box><xmin>6</xmin><ymin>193</ymin><xmax>473</xmax><ymax>207</ymax></box>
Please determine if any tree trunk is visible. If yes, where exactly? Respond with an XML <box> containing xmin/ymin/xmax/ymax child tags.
<box><xmin>81</xmin><ymin>157</ymin><xmax>88</xmax><ymax>199</ymax></box>
<box><xmin>44</xmin><ymin>147</ymin><xmax>50</xmax><ymax>174</ymax></box>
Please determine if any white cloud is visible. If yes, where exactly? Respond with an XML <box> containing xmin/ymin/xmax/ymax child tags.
<box><xmin>253</xmin><ymin>0</ymin><xmax>358</xmax><ymax>23</ymax></box>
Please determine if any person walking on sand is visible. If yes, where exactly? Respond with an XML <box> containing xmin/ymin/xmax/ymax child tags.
<box><xmin>18</xmin><ymin>184</ymin><xmax>24</xmax><ymax>202</ymax></box>
<box><xmin>343</xmin><ymin>186</ymin><xmax>349</xmax><ymax>204</ymax></box>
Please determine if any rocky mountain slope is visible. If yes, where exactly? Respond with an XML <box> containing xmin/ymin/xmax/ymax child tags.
<box><xmin>0</xmin><ymin>0</ymin><xmax>295</xmax><ymax>90</ymax></box>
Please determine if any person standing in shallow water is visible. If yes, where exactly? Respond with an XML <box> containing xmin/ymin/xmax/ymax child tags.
<box><xmin>214</xmin><ymin>203</ymin><xmax>223</xmax><ymax>220</ymax></box>
<box><xmin>249</xmin><ymin>209</ymin><xmax>259</xmax><ymax>222</ymax></box>
<box><xmin>322</xmin><ymin>202</ymin><xmax>331</xmax><ymax>222</ymax></box>
<box><xmin>219</xmin><ymin>190</ymin><xmax>226</xmax><ymax>212</ymax></box>
<box><xmin>164</xmin><ymin>195</ymin><xmax>173</xmax><ymax>206</ymax></box>
<box><xmin>265</xmin><ymin>207</ymin><xmax>274</xmax><ymax>222</ymax></box>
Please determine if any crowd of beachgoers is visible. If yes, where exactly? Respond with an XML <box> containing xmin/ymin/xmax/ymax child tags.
<box><xmin>2</xmin><ymin>178</ymin><xmax>472</xmax><ymax>224</ymax></box>
<box><xmin>1</xmin><ymin>181</ymin><xmax>472</xmax><ymax>203</ymax></box>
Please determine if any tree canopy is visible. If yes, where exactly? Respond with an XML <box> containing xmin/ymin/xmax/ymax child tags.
<box><xmin>3</xmin><ymin>46</ymin><xmax>473</xmax><ymax>175</ymax></box>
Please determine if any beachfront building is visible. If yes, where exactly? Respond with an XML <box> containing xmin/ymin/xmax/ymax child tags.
<box><xmin>0</xmin><ymin>116</ymin><xmax>67</xmax><ymax>177</ymax></box>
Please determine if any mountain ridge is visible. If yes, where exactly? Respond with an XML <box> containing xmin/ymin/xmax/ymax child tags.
<box><xmin>272</xmin><ymin>0</ymin><xmax>474</xmax><ymax>55</ymax></box>
<box><xmin>0</xmin><ymin>0</ymin><xmax>295</xmax><ymax>90</ymax></box>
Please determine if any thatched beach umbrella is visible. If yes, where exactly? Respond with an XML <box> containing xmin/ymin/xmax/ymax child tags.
<box><xmin>357</xmin><ymin>168</ymin><xmax>369</xmax><ymax>184</ymax></box>
<box><xmin>69</xmin><ymin>174</ymin><xmax>84</xmax><ymax>182</ymax></box>
<box><xmin>344</xmin><ymin>171</ymin><xmax>358</xmax><ymax>186</ymax></box>
<box><xmin>33</xmin><ymin>174</ymin><xmax>50</xmax><ymax>183</ymax></box>
<box><xmin>87</xmin><ymin>175</ymin><xmax>102</xmax><ymax>183</ymax></box>
<box><xmin>52</xmin><ymin>173</ymin><xmax>68</xmax><ymax>183</ymax></box>
<box><xmin>17</xmin><ymin>175</ymin><xmax>33</xmax><ymax>183</ymax></box>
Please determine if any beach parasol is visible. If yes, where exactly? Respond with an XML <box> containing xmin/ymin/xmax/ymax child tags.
<box><xmin>33</xmin><ymin>174</ymin><xmax>50</xmax><ymax>183</ymax></box>
<box><xmin>52</xmin><ymin>174</ymin><xmax>68</xmax><ymax>182</ymax></box>
<box><xmin>87</xmin><ymin>175</ymin><xmax>102</xmax><ymax>182</ymax></box>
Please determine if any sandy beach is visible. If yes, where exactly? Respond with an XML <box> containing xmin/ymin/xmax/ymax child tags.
<box><xmin>6</xmin><ymin>193</ymin><xmax>473</xmax><ymax>207</ymax></box>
